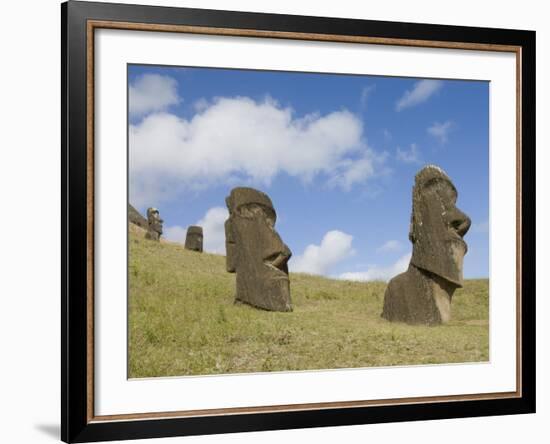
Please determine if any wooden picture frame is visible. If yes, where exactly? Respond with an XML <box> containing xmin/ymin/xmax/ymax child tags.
<box><xmin>61</xmin><ymin>1</ymin><xmax>535</xmax><ymax>442</ymax></box>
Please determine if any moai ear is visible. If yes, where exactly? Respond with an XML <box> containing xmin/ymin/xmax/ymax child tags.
<box><xmin>225</xmin><ymin>218</ymin><xmax>236</xmax><ymax>273</ymax></box>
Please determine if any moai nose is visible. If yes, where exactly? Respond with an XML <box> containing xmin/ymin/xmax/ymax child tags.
<box><xmin>449</xmin><ymin>208</ymin><xmax>471</xmax><ymax>237</ymax></box>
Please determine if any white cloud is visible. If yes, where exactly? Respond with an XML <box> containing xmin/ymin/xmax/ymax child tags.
<box><xmin>376</xmin><ymin>240</ymin><xmax>403</xmax><ymax>253</ymax></box>
<box><xmin>396</xmin><ymin>143</ymin><xmax>421</xmax><ymax>164</ymax></box>
<box><xmin>395</xmin><ymin>80</ymin><xmax>443</xmax><ymax>111</ymax></box>
<box><xmin>360</xmin><ymin>84</ymin><xmax>376</xmax><ymax>108</ymax></box>
<box><xmin>327</xmin><ymin>151</ymin><xmax>387</xmax><ymax>191</ymax></box>
<box><xmin>291</xmin><ymin>230</ymin><xmax>354</xmax><ymax>276</ymax></box>
<box><xmin>427</xmin><ymin>120</ymin><xmax>454</xmax><ymax>144</ymax></box>
<box><xmin>164</xmin><ymin>225</ymin><xmax>187</xmax><ymax>243</ymax></box>
<box><xmin>130</xmin><ymin>94</ymin><xmax>384</xmax><ymax>206</ymax></box>
<box><xmin>196</xmin><ymin>207</ymin><xmax>229</xmax><ymax>254</ymax></box>
<box><xmin>193</xmin><ymin>98</ymin><xmax>210</xmax><ymax>112</ymax></box>
<box><xmin>339</xmin><ymin>253</ymin><xmax>411</xmax><ymax>282</ymax></box>
<box><xmin>129</xmin><ymin>74</ymin><xmax>180</xmax><ymax>118</ymax></box>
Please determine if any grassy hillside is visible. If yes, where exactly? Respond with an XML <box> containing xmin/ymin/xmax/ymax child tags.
<box><xmin>128</xmin><ymin>224</ymin><xmax>489</xmax><ymax>378</ymax></box>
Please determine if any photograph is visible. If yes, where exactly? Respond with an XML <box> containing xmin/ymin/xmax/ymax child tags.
<box><xmin>59</xmin><ymin>1</ymin><xmax>536</xmax><ymax>441</ymax></box>
<box><xmin>127</xmin><ymin>65</ymin><xmax>490</xmax><ymax>378</ymax></box>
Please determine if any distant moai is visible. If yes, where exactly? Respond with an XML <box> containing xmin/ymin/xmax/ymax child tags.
<box><xmin>225</xmin><ymin>187</ymin><xmax>293</xmax><ymax>312</ymax></box>
<box><xmin>184</xmin><ymin>226</ymin><xmax>203</xmax><ymax>252</ymax></box>
<box><xmin>145</xmin><ymin>207</ymin><xmax>163</xmax><ymax>241</ymax></box>
<box><xmin>382</xmin><ymin>165</ymin><xmax>471</xmax><ymax>325</ymax></box>
<box><xmin>128</xmin><ymin>204</ymin><xmax>148</xmax><ymax>229</ymax></box>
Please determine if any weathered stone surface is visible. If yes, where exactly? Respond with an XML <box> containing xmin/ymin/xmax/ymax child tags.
<box><xmin>185</xmin><ymin>226</ymin><xmax>203</xmax><ymax>252</ymax></box>
<box><xmin>382</xmin><ymin>264</ymin><xmax>456</xmax><ymax>325</ymax></box>
<box><xmin>382</xmin><ymin>165</ymin><xmax>471</xmax><ymax>325</ymax></box>
<box><xmin>128</xmin><ymin>204</ymin><xmax>148</xmax><ymax>229</ymax></box>
<box><xmin>145</xmin><ymin>207</ymin><xmax>163</xmax><ymax>241</ymax></box>
<box><xmin>225</xmin><ymin>187</ymin><xmax>292</xmax><ymax>312</ymax></box>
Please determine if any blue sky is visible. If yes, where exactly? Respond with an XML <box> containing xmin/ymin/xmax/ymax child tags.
<box><xmin>128</xmin><ymin>64</ymin><xmax>489</xmax><ymax>280</ymax></box>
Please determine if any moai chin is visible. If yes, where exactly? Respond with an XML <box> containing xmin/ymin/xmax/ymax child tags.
<box><xmin>225</xmin><ymin>187</ymin><xmax>293</xmax><ymax>312</ymax></box>
<box><xmin>145</xmin><ymin>207</ymin><xmax>163</xmax><ymax>241</ymax></box>
<box><xmin>184</xmin><ymin>226</ymin><xmax>203</xmax><ymax>252</ymax></box>
<box><xmin>382</xmin><ymin>165</ymin><xmax>471</xmax><ymax>325</ymax></box>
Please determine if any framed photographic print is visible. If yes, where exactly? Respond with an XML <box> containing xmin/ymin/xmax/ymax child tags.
<box><xmin>61</xmin><ymin>1</ymin><xmax>536</xmax><ymax>442</ymax></box>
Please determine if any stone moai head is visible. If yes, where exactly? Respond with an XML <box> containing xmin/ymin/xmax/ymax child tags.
<box><xmin>184</xmin><ymin>226</ymin><xmax>203</xmax><ymax>252</ymax></box>
<box><xmin>145</xmin><ymin>207</ymin><xmax>163</xmax><ymax>241</ymax></box>
<box><xmin>225</xmin><ymin>187</ymin><xmax>292</xmax><ymax>312</ymax></box>
<box><xmin>409</xmin><ymin>165</ymin><xmax>471</xmax><ymax>286</ymax></box>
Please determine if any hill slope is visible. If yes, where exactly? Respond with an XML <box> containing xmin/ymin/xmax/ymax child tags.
<box><xmin>128</xmin><ymin>227</ymin><xmax>489</xmax><ymax>378</ymax></box>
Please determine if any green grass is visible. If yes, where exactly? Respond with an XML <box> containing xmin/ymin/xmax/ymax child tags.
<box><xmin>128</xmin><ymin>225</ymin><xmax>489</xmax><ymax>378</ymax></box>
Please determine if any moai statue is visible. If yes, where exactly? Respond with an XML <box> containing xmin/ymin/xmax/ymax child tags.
<box><xmin>225</xmin><ymin>187</ymin><xmax>293</xmax><ymax>312</ymax></box>
<box><xmin>184</xmin><ymin>226</ymin><xmax>203</xmax><ymax>252</ymax></box>
<box><xmin>145</xmin><ymin>207</ymin><xmax>163</xmax><ymax>241</ymax></box>
<box><xmin>382</xmin><ymin>165</ymin><xmax>471</xmax><ymax>325</ymax></box>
